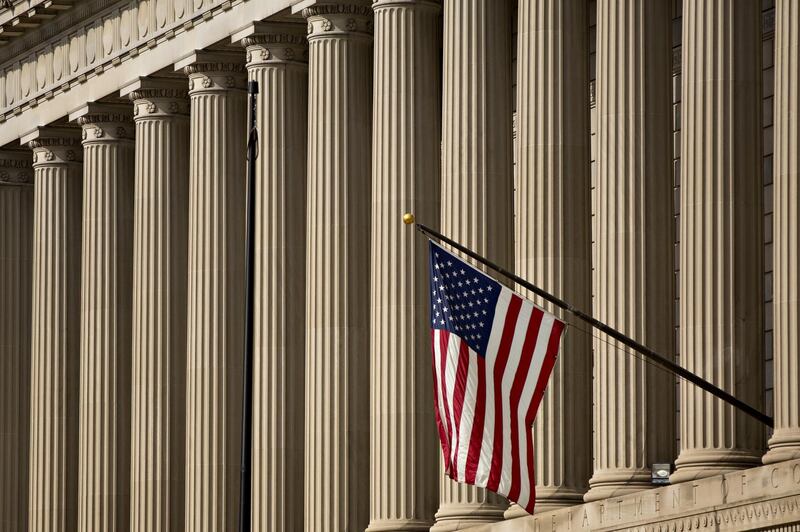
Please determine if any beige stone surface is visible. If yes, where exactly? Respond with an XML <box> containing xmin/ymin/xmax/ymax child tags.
<box><xmin>463</xmin><ymin>459</ymin><xmax>800</xmax><ymax>532</ymax></box>
<box><xmin>302</xmin><ymin>2</ymin><xmax>373</xmax><ymax>530</ymax></box>
<box><xmin>180</xmin><ymin>52</ymin><xmax>248</xmax><ymax>532</ymax></box>
<box><xmin>672</xmin><ymin>0</ymin><xmax>765</xmax><ymax>484</ymax></box>
<box><xmin>73</xmin><ymin>102</ymin><xmax>135</xmax><ymax>531</ymax></box>
<box><xmin>434</xmin><ymin>0</ymin><xmax>513</xmax><ymax>528</ymax></box>
<box><xmin>0</xmin><ymin>0</ymin><xmax>798</xmax><ymax>529</ymax></box>
<box><xmin>125</xmin><ymin>78</ymin><xmax>189</xmax><ymax>532</ymax></box>
<box><xmin>585</xmin><ymin>0</ymin><xmax>674</xmax><ymax>502</ymax></box>
<box><xmin>25</xmin><ymin>128</ymin><xmax>82</xmax><ymax>532</ymax></box>
<box><xmin>368</xmin><ymin>1</ymin><xmax>441</xmax><ymax>531</ymax></box>
<box><xmin>766</xmin><ymin>0</ymin><xmax>800</xmax><ymax>466</ymax></box>
<box><xmin>238</xmin><ymin>20</ymin><xmax>308</xmax><ymax>532</ymax></box>
<box><xmin>0</xmin><ymin>150</ymin><xmax>33</xmax><ymax>532</ymax></box>
<box><xmin>508</xmin><ymin>0</ymin><xmax>592</xmax><ymax>518</ymax></box>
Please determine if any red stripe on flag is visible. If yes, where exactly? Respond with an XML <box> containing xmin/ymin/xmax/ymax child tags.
<box><xmin>431</xmin><ymin>330</ymin><xmax>450</xmax><ymax>470</ymax></box>
<box><xmin>486</xmin><ymin>295</ymin><xmax>523</xmax><ymax>493</ymax></box>
<box><xmin>529</xmin><ymin>320</ymin><xmax>564</xmax><ymax>422</ymax></box>
<box><xmin>505</xmin><ymin>308</ymin><xmax>544</xmax><ymax>503</ymax></box>
<box><xmin>523</xmin><ymin>430</ymin><xmax>536</xmax><ymax>514</ymax></box>
<box><xmin>439</xmin><ymin>330</ymin><xmax>454</xmax><ymax>473</ymax></box>
<box><xmin>521</xmin><ymin>319</ymin><xmax>565</xmax><ymax>514</ymax></box>
<box><xmin>464</xmin><ymin>355</ymin><xmax>486</xmax><ymax>484</ymax></box>
<box><xmin>449</xmin><ymin>339</ymin><xmax>471</xmax><ymax>480</ymax></box>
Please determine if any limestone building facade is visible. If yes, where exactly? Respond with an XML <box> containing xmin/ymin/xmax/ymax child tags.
<box><xmin>0</xmin><ymin>0</ymin><xmax>799</xmax><ymax>531</ymax></box>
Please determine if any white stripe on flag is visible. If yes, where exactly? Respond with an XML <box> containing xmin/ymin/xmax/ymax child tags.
<box><xmin>475</xmin><ymin>288</ymin><xmax>512</xmax><ymax>486</ymax></box>
<box><xmin>514</xmin><ymin>312</ymin><xmax>556</xmax><ymax>510</ymax></box>
<box><xmin>496</xmin><ymin>300</ymin><xmax>534</xmax><ymax>496</ymax></box>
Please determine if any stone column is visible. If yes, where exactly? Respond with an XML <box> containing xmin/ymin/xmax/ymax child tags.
<box><xmin>506</xmin><ymin>0</ymin><xmax>592</xmax><ymax>518</ymax></box>
<box><xmin>302</xmin><ymin>3</ymin><xmax>372</xmax><ymax>531</ymax></box>
<box><xmin>584</xmin><ymin>0</ymin><xmax>675</xmax><ymax>501</ymax></box>
<box><xmin>23</xmin><ymin>128</ymin><xmax>82</xmax><ymax>532</ymax></box>
<box><xmin>176</xmin><ymin>51</ymin><xmax>247</xmax><ymax>531</ymax></box>
<box><xmin>671</xmin><ymin>0</ymin><xmax>764</xmax><ymax>483</ymax></box>
<box><xmin>368</xmin><ymin>1</ymin><xmax>441</xmax><ymax>530</ymax></box>
<box><xmin>434</xmin><ymin>0</ymin><xmax>512</xmax><ymax>529</ymax></box>
<box><xmin>0</xmin><ymin>150</ymin><xmax>33</xmax><ymax>532</ymax></box>
<box><xmin>72</xmin><ymin>103</ymin><xmax>135</xmax><ymax>530</ymax></box>
<box><xmin>236</xmin><ymin>23</ymin><xmax>308</xmax><ymax>531</ymax></box>
<box><xmin>121</xmin><ymin>78</ymin><xmax>189</xmax><ymax>532</ymax></box>
<box><xmin>765</xmin><ymin>0</ymin><xmax>800</xmax><ymax>465</ymax></box>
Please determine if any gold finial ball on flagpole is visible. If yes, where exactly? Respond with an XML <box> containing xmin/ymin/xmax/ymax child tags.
<box><xmin>402</xmin><ymin>213</ymin><xmax>415</xmax><ymax>225</ymax></box>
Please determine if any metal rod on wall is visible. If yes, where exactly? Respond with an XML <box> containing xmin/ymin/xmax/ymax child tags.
<box><xmin>405</xmin><ymin>215</ymin><xmax>774</xmax><ymax>429</ymax></box>
<box><xmin>238</xmin><ymin>79</ymin><xmax>259</xmax><ymax>532</ymax></box>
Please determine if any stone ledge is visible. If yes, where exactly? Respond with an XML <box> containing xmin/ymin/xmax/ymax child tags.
<box><xmin>465</xmin><ymin>459</ymin><xmax>800</xmax><ymax>532</ymax></box>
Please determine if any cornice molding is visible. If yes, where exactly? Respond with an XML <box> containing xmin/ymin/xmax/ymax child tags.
<box><xmin>0</xmin><ymin>0</ymin><xmax>252</xmax><ymax>123</ymax></box>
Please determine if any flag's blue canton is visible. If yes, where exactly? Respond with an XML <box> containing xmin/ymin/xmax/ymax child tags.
<box><xmin>429</xmin><ymin>241</ymin><xmax>502</xmax><ymax>358</ymax></box>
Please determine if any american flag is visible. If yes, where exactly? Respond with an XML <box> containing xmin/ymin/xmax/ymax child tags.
<box><xmin>428</xmin><ymin>240</ymin><xmax>565</xmax><ymax>513</ymax></box>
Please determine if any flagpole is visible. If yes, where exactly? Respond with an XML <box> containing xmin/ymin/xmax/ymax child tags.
<box><xmin>402</xmin><ymin>213</ymin><xmax>774</xmax><ymax>429</ymax></box>
<box><xmin>238</xmin><ymin>79</ymin><xmax>259</xmax><ymax>532</ymax></box>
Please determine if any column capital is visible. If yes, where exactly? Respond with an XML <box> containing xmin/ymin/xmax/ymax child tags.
<box><xmin>0</xmin><ymin>148</ymin><xmax>33</xmax><ymax>184</ymax></box>
<box><xmin>233</xmin><ymin>21</ymin><xmax>309</xmax><ymax>66</ymax></box>
<box><xmin>121</xmin><ymin>77</ymin><xmax>190</xmax><ymax>118</ymax></box>
<box><xmin>302</xmin><ymin>1</ymin><xmax>373</xmax><ymax>39</ymax></box>
<box><xmin>22</xmin><ymin>126</ymin><xmax>84</xmax><ymax>166</ymax></box>
<box><xmin>175</xmin><ymin>50</ymin><xmax>247</xmax><ymax>93</ymax></box>
<box><xmin>69</xmin><ymin>103</ymin><xmax>134</xmax><ymax>143</ymax></box>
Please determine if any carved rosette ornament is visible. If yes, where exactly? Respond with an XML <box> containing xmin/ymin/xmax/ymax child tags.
<box><xmin>77</xmin><ymin>112</ymin><xmax>134</xmax><ymax>143</ymax></box>
<box><xmin>128</xmin><ymin>86</ymin><xmax>190</xmax><ymax>118</ymax></box>
<box><xmin>28</xmin><ymin>136</ymin><xmax>83</xmax><ymax>167</ymax></box>
<box><xmin>184</xmin><ymin>62</ymin><xmax>247</xmax><ymax>94</ymax></box>
<box><xmin>241</xmin><ymin>24</ymin><xmax>309</xmax><ymax>67</ymax></box>
<box><xmin>303</xmin><ymin>2</ymin><xmax>373</xmax><ymax>39</ymax></box>
<box><xmin>0</xmin><ymin>151</ymin><xmax>35</xmax><ymax>184</ymax></box>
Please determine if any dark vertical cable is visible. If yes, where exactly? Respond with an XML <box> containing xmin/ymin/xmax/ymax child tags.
<box><xmin>238</xmin><ymin>79</ymin><xmax>258</xmax><ymax>532</ymax></box>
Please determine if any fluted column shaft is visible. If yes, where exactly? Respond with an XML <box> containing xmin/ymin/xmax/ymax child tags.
<box><xmin>507</xmin><ymin>0</ymin><xmax>591</xmax><ymax>518</ymax></box>
<box><xmin>303</xmin><ymin>3</ymin><xmax>372</xmax><ymax>531</ymax></box>
<box><xmin>76</xmin><ymin>107</ymin><xmax>135</xmax><ymax>531</ymax></box>
<box><xmin>434</xmin><ymin>0</ymin><xmax>512</xmax><ymax>529</ymax></box>
<box><xmin>672</xmin><ymin>0</ymin><xmax>764</xmax><ymax>483</ymax></box>
<box><xmin>240</xmin><ymin>25</ymin><xmax>308</xmax><ymax>532</ymax></box>
<box><xmin>26</xmin><ymin>133</ymin><xmax>82</xmax><ymax>532</ymax></box>
<box><xmin>765</xmin><ymin>0</ymin><xmax>800</xmax><ymax>465</ymax></box>
<box><xmin>0</xmin><ymin>151</ymin><xmax>33</xmax><ymax>532</ymax></box>
<box><xmin>369</xmin><ymin>1</ymin><xmax>441</xmax><ymax>531</ymax></box>
<box><xmin>585</xmin><ymin>0</ymin><xmax>674</xmax><ymax>502</ymax></box>
<box><xmin>127</xmin><ymin>81</ymin><xmax>189</xmax><ymax>532</ymax></box>
<box><xmin>182</xmin><ymin>56</ymin><xmax>247</xmax><ymax>532</ymax></box>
